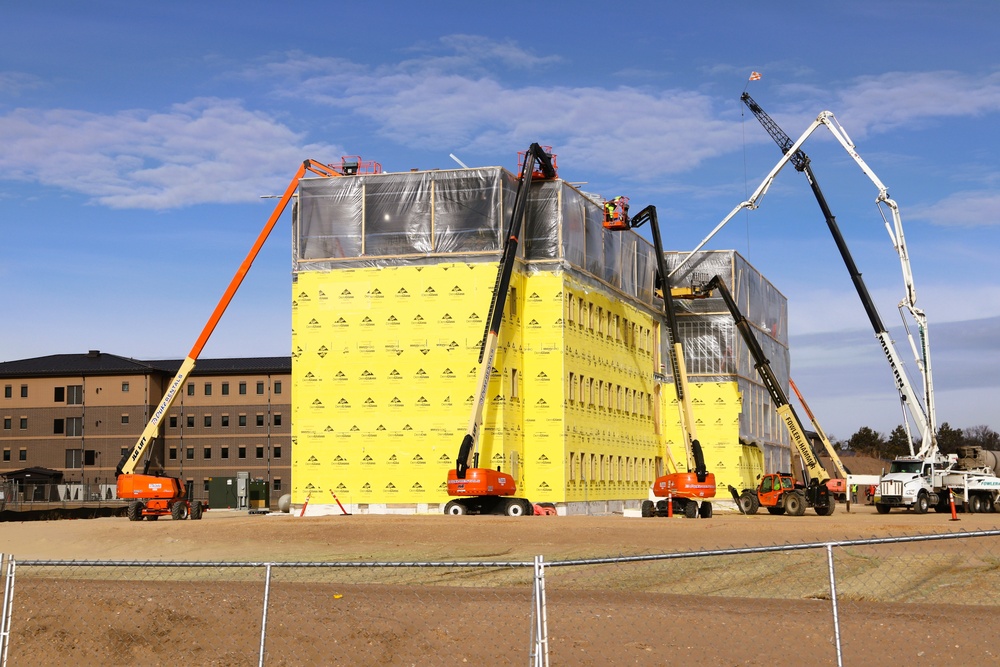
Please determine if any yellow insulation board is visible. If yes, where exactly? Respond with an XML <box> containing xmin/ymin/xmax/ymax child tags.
<box><xmin>291</xmin><ymin>263</ymin><xmax>759</xmax><ymax>506</ymax></box>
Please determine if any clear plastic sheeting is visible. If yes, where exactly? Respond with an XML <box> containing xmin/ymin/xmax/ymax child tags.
<box><xmin>293</xmin><ymin>166</ymin><xmax>658</xmax><ymax>310</ymax></box>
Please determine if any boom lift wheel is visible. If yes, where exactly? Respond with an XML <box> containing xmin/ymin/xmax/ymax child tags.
<box><xmin>171</xmin><ymin>502</ymin><xmax>188</xmax><ymax>520</ymax></box>
<box><xmin>698</xmin><ymin>501</ymin><xmax>713</xmax><ymax>518</ymax></box>
<box><xmin>127</xmin><ymin>500</ymin><xmax>143</xmax><ymax>522</ymax></box>
<box><xmin>190</xmin><ymin>500</ymin><xmax>204</xmax><ymax>520</ymax></box>
<box><xmin>683</xmin><ymin>501</ymin><xmax>698</xmax><ymax>519</ymax></box>
<box><xmin>444</xmin><ymin>500</ymin><xmax>467</xmax><ymax>516</ymax></box>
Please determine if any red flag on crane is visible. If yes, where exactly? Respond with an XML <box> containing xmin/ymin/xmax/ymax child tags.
<box><xmin>749</xmin><ymin>71</ymin><xmax>762</xmax><ymax>81</ymax></box>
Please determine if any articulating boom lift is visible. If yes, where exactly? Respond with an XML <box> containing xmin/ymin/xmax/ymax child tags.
<box><xmin>444</xmin><ymin>143</ymin><xmax>557</xmax><ymax>516</ymax></box>
<box><xmin>115</xmin><ymin>158</ymin><xmax>350</xmax><ymax>521</ymax></box>
<box><xmin>605</xmin><ymin>204</ymin><xmax>716</xmax><ymax>519</ymax></box>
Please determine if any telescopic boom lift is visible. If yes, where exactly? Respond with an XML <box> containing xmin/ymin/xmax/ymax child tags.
<box><xmin>444</xmin><ymin>143</ymin><xmax>556</xmax><ymax>516</ymax></box>
<box><xmin>605</xmin><ymin>204</ymin><xmax>716</xmax><ymax>519</ymax></box>
<box><xmin>115</xmin><ymin>158</ymin><xmax>348</xmax><ymax>521</ymax></box>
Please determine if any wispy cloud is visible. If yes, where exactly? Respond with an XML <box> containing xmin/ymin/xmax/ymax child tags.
<box><xmin>0</xmin><ymin>98</ymin><xmax>340</xmax><ymax>209</ymax></box>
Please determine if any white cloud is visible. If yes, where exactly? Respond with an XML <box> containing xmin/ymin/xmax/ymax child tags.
<box><xmin>0</xmin><ymin>98</ymin><xmax>341</xmax><ymax>209</ymax></box>
<box><xmin>909</xmin><ymin>190</ymin><xmax>1000</xmax><ymax>227</ymax></box>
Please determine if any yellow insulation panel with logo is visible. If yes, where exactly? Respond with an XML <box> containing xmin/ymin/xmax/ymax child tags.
<box><xmin>291</xmin><ymin>262</ymin><xmax>523</xmax><ymax>506</ymax></box>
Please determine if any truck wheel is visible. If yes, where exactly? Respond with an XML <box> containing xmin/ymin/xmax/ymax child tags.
<box><xmin>915</xmin><ymin>493</ymin><xmax>929</xmax><ymax>514</ymax></box>
<box><xmin>683</xmin><ymin>501</ymin><xmax>698</xmax><ymax>519</ymax></box>
<box><xmin>190</xmin><ymin>500</ymin><xmax>204</xmax><ymax>520</ymax></box>
<box><xmin>641</xmin><ymin>500</ymin><xmax>654</xmax><ymax>517</ymax></box>
<box><xmin>699</xmin><ymin>501</ymin><xmax>713</xmax><ymax>519</ymax></box>
<box><xmin>784</xmin><ymin>492</ymin><xmax>805</xmax><ymax>516</ymax></box>
<box><xmin>738</xmin><ymin>492</ymin><xmax>758</xmax><ymax>515</ymax></box>
<box><xmin>443</xmin><ymin>500</ymin><xmax>467</xmax><ymax>516</ymax></box>
<box><xmin>171</xmin><ymin>502</ymin><xmax>188</xmax><ymax>520</ymax></box>
<box><xmin>970</xmin><ymin>495</ymin><xmax>983</xmax><ymax>513</ymax></box>
<box><xmin>127</xmin><ymin>501</ymin><xmax>143</xmax><ymax>522</ymax></box>
<box><xmin>814</xmin><ymin>501</ymin><xmax>835</xmax><ymax>516</ymax></box>
<box><xmin>875</xmin><ymin>503</ymin><xmax>891</xmax><ymax>514</ymax></box>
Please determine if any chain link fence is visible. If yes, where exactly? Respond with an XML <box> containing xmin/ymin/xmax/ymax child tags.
<box><xmin>3</xmin><ymin>530</ymin><xmax>999</xmax><ymax>665</ymax></box>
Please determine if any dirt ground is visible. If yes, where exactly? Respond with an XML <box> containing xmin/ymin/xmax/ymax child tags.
<box><xmin>3</xmin><ymin>504</ymin><xmax>999</xmax><ymax>665</ymax></box>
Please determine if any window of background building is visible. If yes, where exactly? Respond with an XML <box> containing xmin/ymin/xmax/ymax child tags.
<box><xmin>84</xmin><ymin>450</ymin><xmax>96</xmax><ymax>466</ymax></box>
<box><xmin>21</xmin><ymin>385</ymin><xmax>28</xmax><ymax>398</ymax></box>
<box><xmin>221</xmin><ymin>382</ymin><xmax>229</xmax><ymax>395</ymax></box>
<box><xmin>169</xmin><ymin>447</ymin><xmax>177</xmax><ymax>460</ymax></box>
<box><xmin>256</xmin><ymin>414</ymin><xmax>264</xmax><ymax>427</ymax></box>
<box><xmin>256</xmin><ymin>381</ymin><xmax>264</xmax><ymax>395</ymax></box>
<box><xmin>239</xmin><ymin>382</ymin><xmax>246</xmax><ymax>395</ymax></box>
<box><xmin>187</xmin><ymin>383</ymin><xmax>195</xmax><ymax>396</ymax></box>
<box><xmin>121</xmin><ymin>447</ymin><xmax>128</xmax><ymax>457</ymax></box>
<box><xmin>274</xmin><ymin>414</ymin><xmax>282</xmax><ymax>427</ymax></box>
<box><xmin>239</xmin><ymin>415</ymin><xmax>247</xmax><ymax>427</ymax></box>
<box><xmin>54</xmin><ymin>387</ymin><xmax>65</xmax><ymax>402</ymax></box>
<box><xmin>186</xmin><ymin>447</ymin><xmax>194</xmax><ymax>460</ymax></box>
<box><xmin>122</xmin><ymin>382</ymin><xmax>129</xmax><ymax>392</ymax></box>
<box><xmin>19</xmin><ymin>448</ymin><xmax>26</xmax><ymax>461</ymax></box>
<box><xmin>2</xmin><ymin>449</ymin><xmax>9</xmax><ymax>461</ymax></box>
<box><xmin>203</xmin><ymin>446</ymin><xmax>211</xmax><ymax>459</ymax></box>
<box><xmin>121</xmin><ymin>414</ymin><xmax>129</xmax><ymax>424</ymax></box>
<box><xmin>273</xmin><ymin>478</ymin><xmax>282</xmax><ymax>491</ymax></box>
<box><xmin>4</xmin><ymin>385</ymin><xmax>10</xmax><ymax>398</ymax></box>
<box><xmin>221</xmin><ymin>446</ymin><xmax>229</xmax><ymax>459</ymax></box>
<box><xmin>53</xmin><ymin>418</ymin><xmax>64</xmax><ymax>434</ymax></box>
<box><xmin>204</xmin><ymin>415</ymin><xmax>212</xmax><ymax>427</ymax></box>
<box><xmin>204</xmin><ymin>479</ymin><xmax>210</xmax><ymax>492</ymax></box>
<box><xmin>273</xmin><ymin>446</ymin><xmax>282</xmax><ymax>459</ymax></box>
<box><xmin>221</xmin><ymin>415</ymin><xmax>229</xmax><ymax>427</ymax></box>
<box><xmin>204</xmin><ymin>382</ymin><xmax>212</xmax><ymax>396</ymax></box>
<box><xmin>186</xmin><ymin>416</ymin><xmax>194</xmax><ymax>428</ymax></box>
<box><xmin>169</xmin><ymin>416</ymin><xmax>178</xmax><ymax>428</ymax></box>
<box><xmin>67</xmin><ymin>385</ymin><xmax>82</xmax><ymax>405</ymax></box>
<box><xmin>274</xmin><ymin>381</ymin><xmax>282</xmax><ymax>395</ymax></box>
<box><xmin>19</xmin><ymin>417</ymin><xmax>28</xmax><ymax>430</ymax></box>
<box><xmin>2</xmin><ymin>418</ymin><xmax>9</xmax><ymax>430</ymax></box>
<box><xmin>238</xmin><ymin>446</ymin><xmax>247</xmax><ymax>459</ymax></box>
<box><xmin>256</xmin><ymin>446</ymin><xmax>264</xmax><ymax>459</ymax></box>
<box><xmin>65</xmin><ymin>449</ymin><xmax>81</xmax><ymax>468</ymax></box>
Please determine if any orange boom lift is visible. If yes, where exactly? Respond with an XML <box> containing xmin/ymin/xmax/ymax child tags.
<box><xmin>444</xmin><ymin>143</ymin><xmax>556</xmax><ymax>516</ymax></box>
<box><xmin>114</xmin><ymin>158</ymin><xmax>367</xmax><ymax>520</ymax></box>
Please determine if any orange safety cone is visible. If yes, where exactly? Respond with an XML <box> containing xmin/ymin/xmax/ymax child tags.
<box><xmin>667</xmin><ymin>492</ymin><xmax>673</xmax><ymax>518</ymax></box>
<box><xmin>329</xmin><ymin>489</ymin><xmax>351</xmax><ymax>515</ymax></box>
<box><xmin>299</xmin><ymin>492</ymin><xmax>311</xmax><ymax>518</ymax></box>
<box><xmin>949</xmin><ymin>488</ymin><xmax>960</xmax><ymax>521</ymax></box>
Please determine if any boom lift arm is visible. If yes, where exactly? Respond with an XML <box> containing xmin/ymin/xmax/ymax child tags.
<box><xmin>789</xmin><ymin>377</ymin><xmax>850</xmax><ymax>480</ymax></box>
<box><xmin>116</xmin><ymin>159</ymin><xmax>342</xmax><ymax>479</ymax></box>
<box><xmin>446</xmin><ymin>143</ymin><xmax>555</xmax><ymax>515</ymax></box>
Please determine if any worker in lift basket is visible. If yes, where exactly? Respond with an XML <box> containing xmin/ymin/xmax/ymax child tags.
<box><xmin>605</xmin><ymin>196</ymin><xmax>627</xmax><ymax>224</ymax></box>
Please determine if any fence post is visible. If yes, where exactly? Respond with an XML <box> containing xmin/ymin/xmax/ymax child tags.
<box><xmin>530</xmin><ymin>555</ymin><xmax>549</xmax><ymax>667</ymax></box>
<box><xmin>1</xmin><ymin>555</ymin><xmax>16</xmax><ymax>667</ymax></box>
<box><xmin>258</xmin><ymin>562</ymin><xmax>273</xmax><ymax>667</ymax></box>
<box><xmin>825</xmin><ymin>544</ymin><xmax>843</xmax><ymax>667</ymax></box>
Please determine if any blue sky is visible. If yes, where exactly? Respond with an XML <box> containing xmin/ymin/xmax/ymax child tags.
<box><xmin>2</xmin><ymin>1</ymin><xmax>998</xmax><ymax>441</ymax></box>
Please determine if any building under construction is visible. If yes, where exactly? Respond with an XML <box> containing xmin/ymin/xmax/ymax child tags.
<box><xmin>290</xmin><ymin>155</ymin><xmax>791</xmax><ymax>513</ymax></box>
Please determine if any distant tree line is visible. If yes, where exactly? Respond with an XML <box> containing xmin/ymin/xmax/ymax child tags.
<box><xmin>834</xmin><ymin>423</ymin><xmax>1000</xmax><ymax>460</ymax></box>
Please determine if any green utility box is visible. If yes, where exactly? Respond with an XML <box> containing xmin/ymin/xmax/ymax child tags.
<box><xmin>249</xmin><ymin>479</ymin><xmax>269</xmax><ymax>509</ymax></box>
<box><xmin>208</xmin><ymin>476</ymin><xmax>238</xmax><ymax>509</ymax></box>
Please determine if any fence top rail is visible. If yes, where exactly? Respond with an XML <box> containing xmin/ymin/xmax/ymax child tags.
<box><xmin>9</xmin><ymin>558</ymin><xmax>536</xmax><ymax>569</ymax></box>
<box><xmin>8</xmin><ymin>528</ymin><xmax>999</xmax><ymax>569</ymax></box>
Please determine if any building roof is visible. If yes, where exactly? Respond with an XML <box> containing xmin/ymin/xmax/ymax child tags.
<box><xmin>0</xmin><ymin>351</ymin><xmax>291</xmax><ymax>378</ymax></box>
